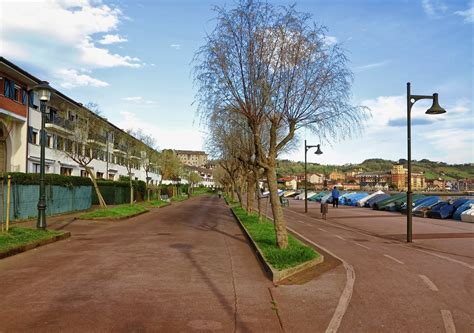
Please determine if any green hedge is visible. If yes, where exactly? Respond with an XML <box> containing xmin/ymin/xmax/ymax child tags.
<box><xmin>92</xmin><ymin>180</ymin><xmax>147</xmax><ymax>205</ymax></box>
<box><xmin>1</xmin><ymin>172</ymin><xmax>92</xmax><ymax>187</ymax></box>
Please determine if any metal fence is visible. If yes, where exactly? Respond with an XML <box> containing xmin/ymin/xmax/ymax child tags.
<box><xmin>1</xmin><ymin>183</ymin><xmax>92</xmax><ymax>222</ymax></box>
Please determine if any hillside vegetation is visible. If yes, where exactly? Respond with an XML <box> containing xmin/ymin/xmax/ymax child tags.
<box><xmin>276</xmin><ymin>158</ymin><xmax>474</xmax><ymax>181</ymax></box>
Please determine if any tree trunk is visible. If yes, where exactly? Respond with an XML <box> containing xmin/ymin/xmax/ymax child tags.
<box><xmin>266</xmin><ymin>166</ymin><xmax>288</xmax><ymax>249</ymax></box>
<box><xmin>254</xmin><ymin>168</ymin><xmax>262</xmax><ymax>222</ymax></box>
<box><xmin>246</xmin><ymin>173</ymin><xmax>255</xmax><ymax>213</ymax></box>
<box><xmin>86</xmin><ymin>167</ymin><xmax>107</xmax><ymax>208</ymax></box>
<box><xmin>129</xmin><ymin>173</ymin><xmax>133</xmax><ymax>205</ymax></box>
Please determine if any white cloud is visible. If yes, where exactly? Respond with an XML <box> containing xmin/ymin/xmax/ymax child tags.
<box><xmin>454</xmin><ymin>2</ymin><xmax>474</xmax><ymax>23</ymax></box>
<box><xmin>0</xmin><ymin>0</ymin><xmax>141</xmax><ymax>88</ymax></box>
<box><xmin>170</xmin><ymin>44</ymin><xmax>181</xmax><ymax>50</ymax></box>
<box><xmin>121</xmin><ymin>96</ymin><xmax>157</xmax><ymax>105</ymax></box>
<box><xmin>324</xmin><ymin>36</ymin><xmax>338</xmax><ymax>46</ymax></box>
<box><xmin>122</xmin><ymin>96</ymin><xmax>143</xmax><ymax>102</ymax></box>
<box><xmin>281</xmin><ymin>95</ymin><xmax>473</xmax><ymax>164</ymax></box>
<box><xmin>116</xmin><ymin>111</ymin><xmax>204</xmax><ymax>151</ymax></box>
<box><xmin>98</xmin><ymin>34</ymin><xmax>128</xmax><ymax>45</ymax></box>
<box><xmin>354</xmin><ymin>60</ymin><xmax>390</xmax><ymax>72</ymax></box>
<box><xmin>422</xmin><ymin>0</ymin><xmax>448</xmax><ymax>18</ymax></box>
<box><xmin>57</xmin><ymin>68</ymin><xmax>109</xmax><ymax>88</ymax></box>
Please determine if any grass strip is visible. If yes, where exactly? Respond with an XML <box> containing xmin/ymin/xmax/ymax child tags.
<box><xmin>140</xmin><ymin>200</ymin><xmax>169</xmax><ymax>208</ymax></box>
<box><xmin>0</xmin><ymin>227</ymin><xmax>64</xmax><ymax>253</ymax></box>
<box><xmin>171</xmin><ymin>195</ymin><xmax>189</xmax><ymax>202</ymax></box>
<box><xmin>232</xmin><ymin>206</ymin><xmax>318</xmax><ymax>270</ymax></box>
<box><xmin>79</xmin><ymin>204</ymin><xmax>148</xmax><ymax>219</ymax></box>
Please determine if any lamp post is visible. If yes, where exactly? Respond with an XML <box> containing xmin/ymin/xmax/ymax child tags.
<box><xmin>406</xmin><ymin>82</ymin><xmax>445</xmax><ymax>242</ymax></box>
<box><xmin>304</xmin><ymin>140</ymin><xmax>323</xmax><ymax>213</ymax></box>
<box><xmin>31</xmin><ymin>81</ymin><xmax>54</xmax><ymax>230</ymax></box>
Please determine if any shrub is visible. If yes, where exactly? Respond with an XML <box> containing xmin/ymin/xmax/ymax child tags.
<box><xmin>1</xmin><ymin>172</ymin><xmax>92</xmax><ymax>187</ymax></box>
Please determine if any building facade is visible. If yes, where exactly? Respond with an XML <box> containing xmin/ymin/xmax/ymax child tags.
<box><xmin>0</xmin><ymin>57</ymin><xmax>161</xmax><ymax>184</ymax></box>
<box><xmin>175</xmin><ymin>150</ymin><xmax>208</xmax><ymax>167</ymax></box>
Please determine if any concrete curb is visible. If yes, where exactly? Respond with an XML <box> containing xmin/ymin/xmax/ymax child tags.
<box><xmin>145</xmin><ymin>202</ymin><xmax>172</xmax><ymax>209</ymax></box>
<box><xmin>229</xmin><ymin>208</ymin><xmax>324</xmax><ymax>284</ymax></box>
<box><xmin>0</xmin><ymin>231</ymin><xmax>71</xmax><ymax>260</ymax></box>
<box><xmin>77</xmin><ymin>209</ymin><xmax>150</xmax><ymax>221</ymax></box>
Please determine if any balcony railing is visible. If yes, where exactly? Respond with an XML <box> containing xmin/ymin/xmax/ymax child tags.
<box><xmin>87</xmin><ymin>133</ymin><xmax>107</xmax><ymax>144</ymax></box>
<box><xmin>45</xmin><ymin>114</ymin><xmax>74</xmax><ymax>131</ymax></box>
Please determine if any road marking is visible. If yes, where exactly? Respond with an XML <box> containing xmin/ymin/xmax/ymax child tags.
<box><xmin>296</xmin><ymin>220</ymin><xmax>306</xmax><ymax>224</ymax></box>
<box><xmin>418</xmin><ymin>274</ymin><xmax>439</xmax><ymax>291</ymax></box>
<box><xmin>383</xmin><ymin>254</ymin><xmax>404</xmax><ymax>264</ymax></box>
<box><xmin>318</xmin><ymin>228</ymin><xmax>329</xmax><ymax>233</ymax></box>
<box><xmin>354</xmin><ymin>242</ymin><xmax>371</xmax><ymax>250</ymax></box>
<box><xmin>286</xmin><ymin>227</ymin><xmax>355</xmax><ymax>333</ymax></box>
<box><xmin>440</xmin><ymin>310</ymin><xmax>456</xmax><ymax>333</ymax></box>
<box><xmin>413</xmin><ymin>248</ymin><xmax>474</xmax><ymax>270</ymax></box>
<box><xmin>335</xmin><ymin>235</ymin><xmax>346</xmax><ymax>241</ymax></box>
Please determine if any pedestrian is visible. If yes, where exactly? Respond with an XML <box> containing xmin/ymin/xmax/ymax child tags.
<box><xmin>218</xmin><ymin>190</ymin><xmax>222</xmax><ymax>199</ymax></box>
<box><xmin>331</xmin><ymin>186</ymin><xmax>340</xmax><ymax>208</ymax></box>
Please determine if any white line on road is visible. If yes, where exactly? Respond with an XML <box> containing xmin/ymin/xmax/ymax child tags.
<box><xmin>413</xmin><ymin>248</ymin><xmax>474</xmax><ymax>271</ymax></box>
<box><xmin>440</xmin><ymin>310</ymin><xmax>456</xmax><ymax>333</ymax></box>
<box><xmin>335</xmin><ymin>235</ymin><xmax>346</xmax><ymax>241</ymax></box>
<box><xmin>318</xmin><ymin>228</ymin><xmax>329</xmax><ymax>233</ymax></box>
<box><xmin>296</xmin><ymin>220</ymin><xmax>306</xmax><ymax>224</ymax></box>
<box><xmin>383</xmin><ymin>254</ymin><xmax>404</xmax><ymax>264</ymax></box>
<box><xmin>286</xmin><ymin>227</ymin><xmax>355</xmax><ymax>333</ymax></box>
<box><xmin>354</xmin><ymin>242</ymin><xmax>371</xmax><ymax>250</ymax></box>
<box><xmin>418</xmin><ymin>274</ymin><xmax>439</xmax><ymax>291</ymax></box>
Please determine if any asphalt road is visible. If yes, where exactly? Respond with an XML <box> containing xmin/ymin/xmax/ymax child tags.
<box><xmin>275</xmin><ymin>198</ymin><xmax>474</xmax><ymax>333</ymax></box>
<box><xmin>0</xmin><ymin>196</ymin><xmax>283</xmax><ymax>332</ymax></box>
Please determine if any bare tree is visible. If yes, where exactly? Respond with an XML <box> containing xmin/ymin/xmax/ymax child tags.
<box><xmin>158</xmin><ymin>149</ymin><xmax>182</xmax><ymax>197</ymax></box>
<box><xmin>194</xmin><ymin>0</ymin><xmax>367</xmax><ymax>248</ymax></box>
<box><xmin>60</xmin><ymin>109</ymin><xmax>108</xmax><ymax>207</ymax></box>
<box><xmin>84</xmin><ymin>102</ymin><xmax>102</xmax><ymax>116</ymax></box>
<box><xmin>130</xmin><ymin>129</ymin><xmax>158</xmax><ymax>201</ymax></box>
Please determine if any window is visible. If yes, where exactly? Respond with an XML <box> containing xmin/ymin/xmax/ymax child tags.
<box><xmin>32</xmin><ymin>163</ymin><xmax>49</xmax><ymax>173</ymax></box>
<box><xmin>60</xmin><ymin>167</ymin><xmax>72</xmax><ymax>176</ymax></box>
<box><xmin>96</xmin><ymin>172</ymin><xmax>104</xmax><ymax>179</ymax></box>
<box><xmin>80</xmin><ymin>170</ymin><xmax>88</xmax><ymax>177</ymax></box>
<box><xmin>32</xmin><ymin>131</ymin><xmax>38</xmax><ymax>145</ymax></box>
<box><xmin>14</xmin><ymin>86</ymin><xmax>20</xmax><ymax>102</ymax></box>
<box><xmin>108</xmin><ymin>173</ymin><xmax>115</xmax><ymax>181</ymax></box>
<box><xmin>56</xmin><ymin>136</ymin><xmax>64</xmax><ymax>150</ymax></box>
<box><xmin>47</xmin><ymin>135</ymin><xmax>52</xmax><ymax>148</ymax></box>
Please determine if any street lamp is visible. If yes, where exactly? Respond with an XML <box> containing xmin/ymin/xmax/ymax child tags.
<box><xmin>304</xmin><ymin>140</ymin><xmax>323</xmax><ymax>213</ymax></box>
<box><xmin>31</xmin><ymin>81</ymin><xmax>54</xmax><ymax>230</ymax></box>
<box><xmin>406</xmin><ymin>82</ymin><xmax>445</xmax><ymax>242</ymax></box>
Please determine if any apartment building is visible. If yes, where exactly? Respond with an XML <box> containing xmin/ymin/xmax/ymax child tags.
<box><xmin>0</xmin><ymin>57</ymin><xmax>161</xmax><ymax>184</ymax></box>
<box><xmin>175</xmin><ymin>150</ymin><xmax>208</xmax><ymax>167</ymax></box>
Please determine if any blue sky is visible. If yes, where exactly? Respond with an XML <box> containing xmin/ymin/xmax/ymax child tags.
<box><xmin>1</xmin><ymin>0</ymin><xmax>472</xmax><ymax>164</ymax></box>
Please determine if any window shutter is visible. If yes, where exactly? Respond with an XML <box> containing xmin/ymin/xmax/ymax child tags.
<box><xmin>4</xmin><ymin>79</ymin><xmax>11</xmax><ymax>98</ymax></box>
<box><xmin>28</xmin><ymin>90</ymin><xmax>35</xmax><ymax>107</ymax></box>
<box><xmin>22</xmin><ymin>89</ymin><xmax>27</xmax><ymax>104</ymax></box>
<box><xmin>27</xmin><ymin>126</ymin><xmax>33</xmax><ymax>143</ymax></box>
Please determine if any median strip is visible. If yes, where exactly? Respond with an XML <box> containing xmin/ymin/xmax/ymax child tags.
<box><xmin>0</xmin><ymin>227</ymin><xmax>70</xmax><ymax>259</ymax></box>
<box><xmin>229</xmin><ymin>206</ymin><xmax>323</xmax><ymax>284</ymax></box>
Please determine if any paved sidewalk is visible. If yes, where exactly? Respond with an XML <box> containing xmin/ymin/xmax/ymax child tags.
<box><xmin>0</xmin><ymin>196</ymin><xmax>286</xmax><ymax>332</ymax></box>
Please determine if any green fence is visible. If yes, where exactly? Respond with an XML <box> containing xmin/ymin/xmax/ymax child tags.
<box><xmin>1</xmin><ymin>184</ymin><xmax>92</xmax><ymax>222</ymax></box>
<box><xmin>91</xmin><ymin>180</ymin><xmax>147</xmax><ymax>205</ymax></box>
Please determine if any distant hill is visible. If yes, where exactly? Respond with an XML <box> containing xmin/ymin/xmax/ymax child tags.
<box><xmin>276</xmin><ymin>158</ymin><xmax>474</xmax><ymax>181</ymax></box>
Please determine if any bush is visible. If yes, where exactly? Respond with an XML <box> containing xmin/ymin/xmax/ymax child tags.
<box><xmin>2</xmin><ymin>172</ymin><xmax>92</xmax><ymax>187</ymax></box>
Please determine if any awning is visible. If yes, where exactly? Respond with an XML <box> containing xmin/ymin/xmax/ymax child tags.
<box><xmin>28</xmin><ymin>156</ymin><xmax>55</xmax><ymax>165</ymax></box>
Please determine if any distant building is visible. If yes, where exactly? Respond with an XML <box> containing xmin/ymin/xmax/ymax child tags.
<box><xmin>356</xmin><ymin>171</ymin><xmax>391</xmax><ymax>189</ymax></box>
<box><xmin>309</xmin><ymin>173</ymin><xmax>325</xmax><ymax>184</ymax></box>
<box><xmin>175</xmin><ymin>150</ymin><xmax>208</xmax><ymax>167</ymax></box>
<box><xmin>329</xmin><ymin>170</ymin><xmax>345</xmax><ymax>182</ymax></box>
<box><xmin>390</xmin><ymin>164</ymin><xmax>426</xmax><ymax>190</ymax></box>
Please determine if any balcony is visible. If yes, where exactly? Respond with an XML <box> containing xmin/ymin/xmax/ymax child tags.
<box><xmin>113</xmin><ymin>143</ymin><xmax>127</xmax><ymax>154</ymax></box>
<box><xmin>45</xmin><ymin>115</ymin><xmax>74</xmax><ymax>136</ymax></box>
<box><xmin>87</xmin><ymin>133</ymin><xmax>107</xmax><ymax>146</ymax></box>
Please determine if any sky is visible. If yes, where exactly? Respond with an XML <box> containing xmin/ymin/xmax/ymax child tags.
<box><xmin>0</xmin><ymin>0</ymin><xmax>472</xmax><ymax>165</ymax></box>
